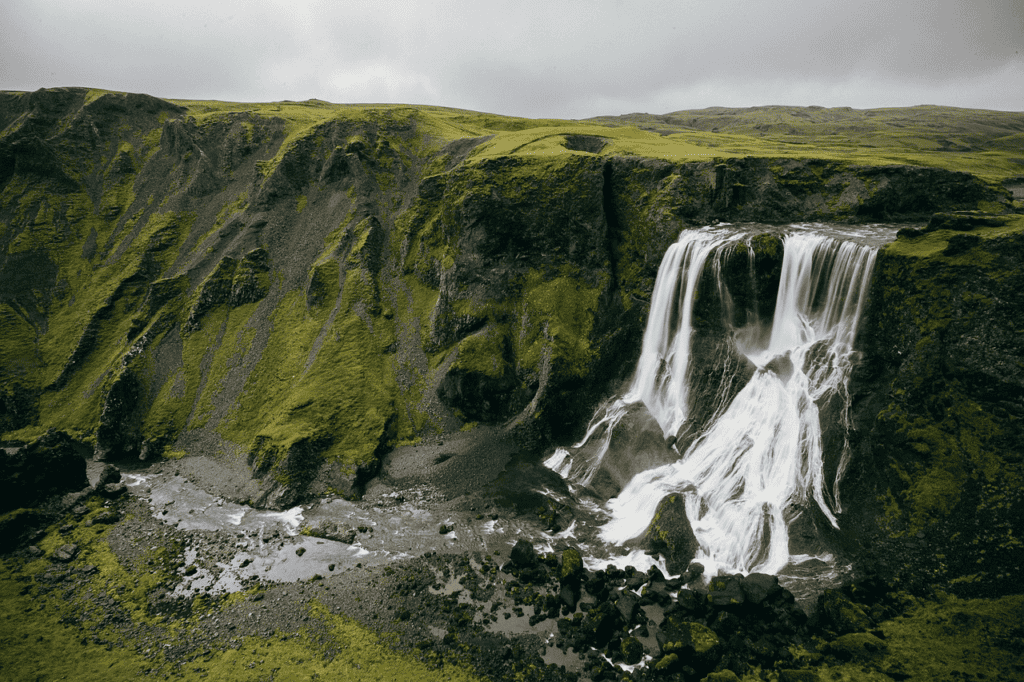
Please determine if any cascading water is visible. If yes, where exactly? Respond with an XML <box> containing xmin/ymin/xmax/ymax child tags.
<box><xmin>546</xmin><ymin>224</ymin><xmax>882</xmax><ymax>578</ymax></box>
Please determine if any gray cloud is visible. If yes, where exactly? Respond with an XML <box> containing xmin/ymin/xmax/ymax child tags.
<box><xmin>3</xmin><ymin>0</ymin><xmax>1022</xmax><ymax>117</ymax></box>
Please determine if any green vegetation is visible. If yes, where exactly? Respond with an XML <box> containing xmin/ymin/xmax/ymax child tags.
<box><xmin>0</xmin><ymin>504</ymin><xmax>481</xmax><ymax>682</ymax></box>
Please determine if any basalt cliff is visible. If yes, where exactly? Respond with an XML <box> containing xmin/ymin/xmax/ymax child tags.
<box><xmin>2</xmin><ymin>88</ymin><xmax>1023</xmax><ymax>599</ymax></box>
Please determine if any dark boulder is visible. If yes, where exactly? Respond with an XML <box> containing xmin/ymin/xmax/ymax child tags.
<box><xmin>818</xmin><ymin>588</ymin><xmax>873</xmax><ymax>635</ymax></box>
<box><xmin>510</xmin><ymin>539</ymin><xmax>537</xmax><ymax>567</ymax></box>
<box><xmin>641</xmin><ymin>493</ymin><xmax>700</xmax><ymax>575</ymax></box>
<box><xmin>0</xmin><ymin>430</ymin><xmax>89</xmax><ymax>513</ymax></box>
<box><xmin>740</xmin><ymin>572</ymin><xmax>783</xmax><ymax>606</ymax></box>
<box><xmin>657</xmin><ymin>617</ymin><xmax>721</xmax><ymax>675</ymax></box>
<box><xmin>707</xmin><ymin>575</ymin><xmax>746</xmax><ymax>609</ymax></box>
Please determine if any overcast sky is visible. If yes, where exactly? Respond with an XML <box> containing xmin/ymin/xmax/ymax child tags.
<box><xmin>3</xmin><ymin>0</ymin><xmax>1022</xmax><ymax>119</ymax></box>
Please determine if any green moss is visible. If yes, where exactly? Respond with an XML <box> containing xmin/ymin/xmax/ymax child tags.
<box><xmin>453</xmin><ymin>326</ymin><xmax>510</xmax><ymax>378</ymax></box>
<box><xmin>296</xmin><ymin>194</ymin><xmax>307</xmax><ymax>213</ymax></box>
<box><xmin>515</xmin><ymin>270</ymin><xmax>605</xmax><ymax>378</ymax></box>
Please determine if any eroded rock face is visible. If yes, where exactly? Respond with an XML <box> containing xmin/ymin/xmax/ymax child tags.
<box><xmin>0</xmin><ymin>430</ymin><xmax>89</xmax><ymax>512</ymax></box>
<box><xmin>845</xmin><ymin>215</ymin><xmax>1024</xmax><ymax>595</ymax></box>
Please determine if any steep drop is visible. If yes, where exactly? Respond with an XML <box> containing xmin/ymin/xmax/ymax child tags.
<box><xmin>548</xmin><ymin>224</ymin><xmax>887</xmax><ymax>577</ymax></box>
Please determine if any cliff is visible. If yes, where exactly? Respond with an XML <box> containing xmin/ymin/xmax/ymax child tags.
<box><xmin>0</xmin><ymin>88</ymin><xmax>1019</xmax><ymax>531</ymax></box>
<box><xmin>845</xmin><ymin>212</ymin><xmax>1024</xmax><ymax>596</ymax></box>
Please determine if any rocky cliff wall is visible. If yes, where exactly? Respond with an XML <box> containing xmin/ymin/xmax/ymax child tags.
<box><xmin>845</xmin><ymin>213</ymin><xmax>1024</xmax><ymax>595</ymax></box>
<box><xmin>0</xmin><ymin>88</ymin><xmax>1015</xmax><ymax>512</ymax></box>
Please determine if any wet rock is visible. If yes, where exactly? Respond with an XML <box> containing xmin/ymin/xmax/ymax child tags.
<box><xmin>707</xmin><ymin>575</ymin><xmax>746</xmax><ymax>609</ymax></box>
<box><xmin>96</xmin><ymin>464</ymin><xmax>121</xmax><ymax>487</ymax></box>
<box><xmin>657</xmin><ymin>618</ymin><xmax>720</xmax><ymax>675</ymax></box>
<box><xmin>641</xmin><ymin>493</ymin><xmax>699</xmax><ymax>575</ymax></box>
<box><xmin>740</xmin><ymin>572</ymin><xmax>783</xmax><ymax>606</ymax></box>
<box><xmin>510</xmin><ymin>539</ymin><xmax>536</xmax><ymax>567</ymax></box>
<box><xmin>99</xmin><ymin>482</ymin><xmax>128</xmax><ymax>499</ymax></box>
<box><xmin>559</xmin><ymin>547</ymin><xmax>583</xmax><ymax>584</ymax></box>
<box><xmin>613</xmin><ymin>590</ymin><xmax>640</xmax><ymax>624</ymax></box>
<box><xmin>559</xmin><ymin>582</ymin><xmax>581</xmax><ymax>610</ymax></box>
<box><xmin>295</xmin><ymin>547</ymin><xmax>306</xmax><ymax>557</ymax></box>
<box><xmin>620</xmin><ymin>636</ymin><xmax>643</xmax><ymax>664</ymax></box>
<box><xmin>52</xmin><ymin>544</ymin><xmax>78</xmax><ymax>562</ymax></box>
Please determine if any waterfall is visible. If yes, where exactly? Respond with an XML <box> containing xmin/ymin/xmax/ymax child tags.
<box><xmin>546</xmin><ymin>226</ymin><xmax>878</xmax><ymax>577</ymax></box>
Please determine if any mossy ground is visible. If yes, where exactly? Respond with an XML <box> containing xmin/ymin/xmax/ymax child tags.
<box><xmin>0</xmin><ymin>494</ymin><xmax>485</xmax><ymax>682</ymax></box>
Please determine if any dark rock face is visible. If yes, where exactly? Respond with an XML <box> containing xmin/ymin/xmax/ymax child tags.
<box><xmin>0</xmin><ymin>430</ymin><xmax>89</xmax><ymax>513</ymax></box>
<box><xmin>845</xmin><ymin>217</ymin><xmax>1024</xmax><ymax>595</ymax></box>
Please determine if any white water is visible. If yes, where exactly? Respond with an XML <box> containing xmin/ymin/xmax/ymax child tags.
<box><xmin>547</xmin><ymin>225</ymin><xmax>880</xmax><ymax>577</ymax></box>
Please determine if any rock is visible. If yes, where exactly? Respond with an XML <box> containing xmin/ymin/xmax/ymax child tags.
<box><xmin>0</xmin><ymin>509</ymin><xmax>48</xmax><ymax>549</ymax></box>
<box><xmin>740</xmin><ymin>572</ymin><xmax>783</xmax><ymax>606</ymax></box>
<box><xmin>704</xmin><ymin>671</ymin><xmax>742</xmax><ymax>682</ymax></box>
<box><xmin>578</xmin><ymin>601</ymin><xmax>622</xmax><ymax>648</ymax></box>
<box><xmin>778</xmin><ymin>670</ymin><xmax>820</xmax><ymax>682</ymax></box>
<box><xmin>620</xmin><ymin>636</ymin><xmax>643</xmax><ymax>665</ymax></box>
<box><xmin>657</xmin><ymin>619</ymin><xmax>720</xmax><ymax>674</ymax></box>
<box><xmin>96</xmin><ymin>464</ymin><xmax>121</xmax><ymax>487</ymax></box>
<box><xmin>295</xmin><ymin>547</ymin><xmax>306</xmax><ymax>557</ymax></box>
<box><xmin>559</xmin><ymin>547</ymin><xmax>584</xmax><ymax>584</ymax></box>
<box><xmin>654</xmin><ymin>653</ymin><xmax>679</xmax><ymax>673</ymax></box>
<box><xmin>559</xmin><ymin>582</ymin><xmax>581</xmax><ymax>610</ymax></box>
<box><xmin>819</xmin><ymin>589</ymin><xmax>873</xmax><ymax>635</ymax></box>
<box><xmin>99</xmin><ymin>483</ymin><xmax>128</xmax><ymax>499</ymax></box>
<box><xmin>641</xmin><ymin>494</ymin><xmax>699</xmax><ymax>575</ymax></box>
<box><xmin>614</xmin><ymin>590</ymin><xmax>640</xmax><ymax>624</ymax></box>
<box><xmin>823</xmin><ymin>632</ymin><xmax>888</xmax><ymax>661</ymax></box>
<box><xmin>52</xmin><ymin>544</ymin><xmax>78</xmax><ymax>562</ymax></box>
<box><xmin>707</xmin><ymin>575</ymin><xmax>746</xmax><ymax>609</ymax></box>
<box><xmin>0</xmin><ymin>430</ymin><xmax>89</xmax><ymax>512</ymax></box>
<box><xmin>510</xmin><ymin>539</ymin><xmax>536</xmax><ymax>567</ymax></box>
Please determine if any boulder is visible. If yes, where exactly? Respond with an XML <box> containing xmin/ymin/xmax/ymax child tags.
<box><xmin>510</xmin><ymin>539</ymin><xmax>537</xmax><ymax>567</ymax></box>
<box><xmin>641</xmin><ymin>493</ymin><xmax>700</xmax><ymax>575</ymax></box>
<box><xmin>819</xmin><ymin>588</ymin><xmax>873</xmax><ymax>635</ymax></box>
<box><xmin>52</xmin><ymin>544</ymin><xmax>78</xmax><ymax>562</ymax></box>
<box><xmin>657</xmin><ymin>618</ymin><xmax>720</xmax><ymax>675</ymax></box>
<box><xmin>96</xmin><ymin>464</ymin><xmax>121</xmax><ymax>487</ymax></box>
<box><xmin>823</xmin><ymin>632</ymin><xmax>888</xmax><ymax>661</ymax></box>
<box><xmin>707</xmin><ymin>575</ymin><xmax>746</xmax><ymax>609</ymax></box>
<box><xmin>740</xmin><ymin>572</ymin><xmax>783</xmax><ymax>606</ymax></box>
<box><xmin>559</xmin><ymin>547</ymin><xmax>584</xmax><ymax>584</ymax></box>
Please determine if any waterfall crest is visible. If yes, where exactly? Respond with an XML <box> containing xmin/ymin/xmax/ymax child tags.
<box><xmin>546</xmin><ymin>226</ymin><xmax>878</xmax><ymax>576</ymax></box>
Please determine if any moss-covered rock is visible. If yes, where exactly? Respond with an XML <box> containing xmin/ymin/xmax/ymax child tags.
<box><xmin>642</xmin><ymin>493</ymin><xmax>700</xmax><ymax>575</ymax></box>
<box><xmin>845</xmin><ymin>214</ymin><xmax>1024</xmax><ymax>596</ymax></box>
